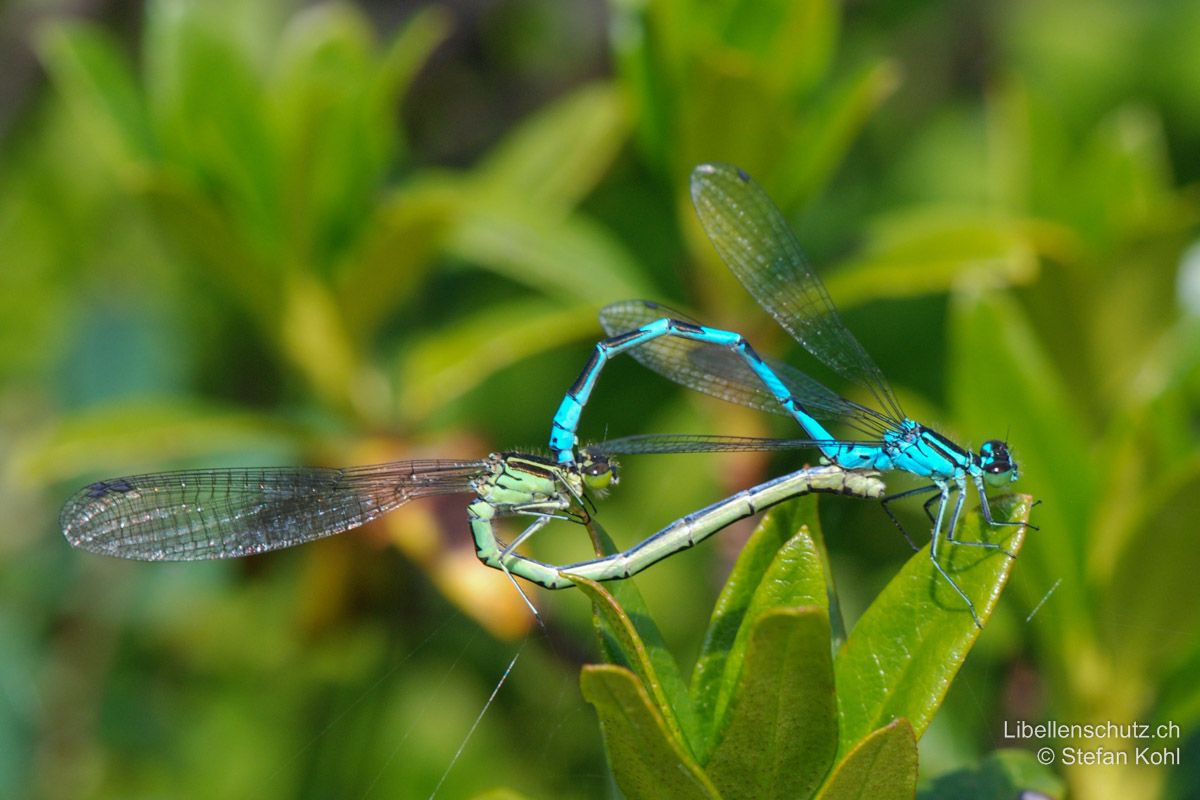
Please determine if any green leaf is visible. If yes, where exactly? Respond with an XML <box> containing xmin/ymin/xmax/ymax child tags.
<box><xmin>138</xmin><ymin>173</ymin><xmax>279</xmax><ymax>326</ymax></box>
<box><xmin>815</xmin><ymin>719</ymin><xmax>918</xmax><ymax>800</ymax></box>
<box><xmin>271</xmin><ymin>3</ymin><xmax>392</xmax><ymax>268</ymax></box>
<box><xmin>609</xmin><ymin>0</ymin><xmax>681</xmax><ymax>167</ymax></box>
<box><xmin>691</xmin><ymin>480</ymin><xmax>884</xmax><ymax>749</ymax></box>
<box><xmin>727</xmin><ymin>0</ymin><xmax>838</xmax><ymax>101</ymax></box>
<box><xmin>477</xmin><ymin>83</ymin><xmax>630</xmax><ymax>211</ymax></box>
<box><xmin>690</xmin><ymin>496</ymin><xmax>827</xmax><ymax>738</ymax></box>
<box><xmin>705</xmin><ymin>607</ymin><xmax>838</xmax><ymax>800</ymax></box>
<box><xmin>580</xmin><ymin>665</ymin><xmax>721</xmax><ymax>800</ymax></box>
<box><xmin>563</xmin><ymin>519</ymin><xmax>700</xmax><ymax>756</ymax></box>
<box><xmin>834</xmin><ymin>499</ymin><xmax>1031</xmax><ymax>756</ymax></box>
<box><xmin>280</xmin><ymin>272</ymin><xmax>366</xmax><ymax>415</ymax></box>
<box><xmin>395</xmin><ymin>298</ymin><xmax>599</xmax><ymax>422</ymax></box>
<box><xmin>1101</xmin><ymin>456</ymin><xmax>1200</xmax><ymax>675</ymax></box>
<box><xmin>468</xmin><ymin>790</ymin><xmax>537</xmax><ymax>800</ymax></box>
<box><xmin>142</xmin><ymin>0</ymin><xmax>283</xmax><ymax>248</ymax></box>
<box><xmin>916</xmin><ymin>748</ymin><xmax>1064</xmax><ymax>800</ymax></box>
<box><xmin>367</xmin><ymin>5</ymin><xmax>453</xmax><ymax>157</ymax></box>
<box><xmin>707</xmin><ymin>512</ymin><xmax>832</xmax><ymax>750</ymax></box>
<box><xmin>779</xmin><ymin>59</ymin><xmax>900</xmax><ymax>206</ymax></box>
<box><xmin>335</xmin><ymin>178</ymin><xmax>461</xmax><ymax>338</ymax></box>
<box><xmin>949</xmin><ymin>290</ymin><xmax>1093</xmax><ymax>631</ymax></box>
<box><xmin>14</xmin><ymin>402</ymin><xmax>306</xmax><ymax>487</ymax></box>
<box><xmin>825</xmin><ymin>211</ymin><xmax>1042</xmax><ymax>310</ymax></box>
<box><xmin>270</xmin><ymin>4</ymin><xmax>450</xmax><ymax>272</ymax></box>
<box><xmin>570</xmin><ymin>576</ymin><xmax>700</xmax><ymax>755</ymax></box>
<box><xmin>446</xmin><ymin>198</ymin><xmax>651</xmax><ymax>303</ymax></box>
<box><xmin>37</xmin><ymin>22</ymin><xmax>157</xmax><ymax>167</ymax></box>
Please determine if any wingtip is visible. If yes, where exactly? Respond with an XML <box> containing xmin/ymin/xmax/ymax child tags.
<box><xmin>690</xmin><ymin>162</ymin><xmax>753</xmax><ymax>199</ymax></box>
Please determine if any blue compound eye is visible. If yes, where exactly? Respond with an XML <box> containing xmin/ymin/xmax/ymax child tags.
<box><xmin>980</xmin><ymin>439</ymin><xmax>1018</xmax><ymax>485</ymax></box>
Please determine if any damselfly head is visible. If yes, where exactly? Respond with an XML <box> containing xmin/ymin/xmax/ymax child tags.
<box><xmin>979</xmin><ymin>439</ymin><xmax>1019</xmax><ymax>486</ymax></box>
<box><xmin>580</xmin><ymin>453</ymin><xmax>618</xmax><ymax>492</ymax></box>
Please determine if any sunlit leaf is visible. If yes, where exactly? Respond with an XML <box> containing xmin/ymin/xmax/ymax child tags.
<box><xmin>834</xmin><ymin>499</ymin><xmax>1030</xmax><ymax>756</ymax></box>
<box><xmin>691</xmin><ymin>497</ymin><xmax>829</xmax><ymax>735</ymax></box>
<box><xmin>13</xmin><ymin>403</ymin><xmax>306</xmax><ymax>487</ymax></box>
<box><xmin>396</xmin><ymin>298</ymin><xmax>600</xmax><ymax>422</ymax></box>
<box><xmin>826</xmin><ymin>211</ymin><xmax>1042</xmax><ymax>309</ymax></box>
<box><xmin>477</xmin><ymin>83</ymin><xmax>630</xmax><ymax>211</ymax></box>
<box><xmin>447</xmin><ymin>198</ymin><xmax>650</xmax><ymax>302</ymax></box>
<box><xmin>700</xmin><ymin>506</ymin><xmax>830</xmax><ymax>751</ymax></box>
<box><xmin>37</xmin><ymin>23</ymin><xmax>157</xmax><ymax>167</ymax></box>
<box><xmin>281</xmin><ymin>272</ymin><xmax>373</xmax><ymax>418</ymax></box>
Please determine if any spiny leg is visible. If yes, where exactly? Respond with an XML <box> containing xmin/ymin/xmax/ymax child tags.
<box><xmin>974</xmin><ymin>476</ymin><xmax>1040</xmax><ymax>534</ymax></box>
<box><xmin>880</xmin><ymin>483</ymin><xmax>941</xmax><ymax>551</ymax></box>
<box><xmin>943</xmin><ymin>477</ymin><xmax>1020</xmax><ymax>558</ymax></box>
<box><xmin>495</xmin><ymin>516</ymin><xmax>554</xmax><ymax>623</ymax></box>
<box><xmin>923</xmin><ymin>487</ymin><xmax>945</xmax><ymax>524</ymax></box>
<box><xmin>927</xmin><ymin>481</ymin><xmax>983</xmax><ymax>628</ymax></box>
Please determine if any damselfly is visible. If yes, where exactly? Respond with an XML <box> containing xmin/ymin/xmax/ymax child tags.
<box><xmin>549</xmin><ymin>162</ymin><xmax>1032</xmax><ymax>626</ymax></box>
<box><xmin>60</xmin><ymin>443</ymin><xmax>882</xmax><ymax>607</ymax></box>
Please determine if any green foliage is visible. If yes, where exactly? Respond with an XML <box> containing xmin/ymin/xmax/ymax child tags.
<box><xmin>34</xmin><ymin>0</ymin><xmax>641</xmax><ymax>428</ymax></box>
<box><xmin>5</xmin><ymin>0</ymin><xmax>1200</xmax><ymax>797</ymax></box>
<box><xmin>575</xmin><ymin>492</ymin><xmax>1032</xmax><ymax>799</ymax></box>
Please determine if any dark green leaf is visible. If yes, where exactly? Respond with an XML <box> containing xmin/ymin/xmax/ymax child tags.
<box><xmin>815</xmin><ymin>719</ymin><xmax>918</xmax><ymax>800</ymax></box>
<box><xmin>705</xmin><ymin>607</ymin><xmax>837</xmax><ymax>800</ymax></box>
<box><xmin>917</xmin><ymin>748</ymin><xmax>1064</xmax><ymax>800</ymax></box>
<box><xmin>580</xmin><ymin>665</ymin><xmax>721</xmax><ymax>800</ymax></box>
<box><xmin>691</xmin><ymin>496</ymin><xmax>827</xmax><ymax>739</ymax></box>
<box><xmin>570</xmin><ymin>576</ymin><xmax>699</xmax><ymax>755</ymax></box>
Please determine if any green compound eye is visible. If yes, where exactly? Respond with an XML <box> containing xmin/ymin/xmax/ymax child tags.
<box><xmin>581</xmin><ymin>455</ymin><xmax>617</xmax><ymax>490</ymax></box>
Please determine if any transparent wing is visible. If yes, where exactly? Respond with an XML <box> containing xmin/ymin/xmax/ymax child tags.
<box><xmin>585</xmin><ymin>433</ymin><xmax>844</xmax><ymax>457</ymax></box>
<box><xmin>689</xmin><ymin>163</ymin><xmax>905</xmax><ymax>423</ymax></box>
<box><xmin>600</xmin><ymin>300</ymin><xmax>892</xmax><ymax>438</ymax></box>
<box><xmin>60</xmin><ymin>460</ymin><xmax>491</xmax><ymax>561</ymax></box>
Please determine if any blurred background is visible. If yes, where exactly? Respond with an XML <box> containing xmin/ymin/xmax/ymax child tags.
<box><xmin>2</xmin><ymin>0</ymin><xmax>1199</xmax><ymax>797</ymax></box>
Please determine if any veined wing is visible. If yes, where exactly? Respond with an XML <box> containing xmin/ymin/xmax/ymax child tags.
<box><xmin>689</xmin><ymin>163</ymin><xmax>905</xmax><ymax>423</ymax></box>
<box><xmin>600</xmin><ymin>300</ymin><xmax>893</xmax><ymax>438</ymax></box>
<box><xmin>61</xmin><ymin>460</ymin><xmax>490</xmax><ymax>561</ymax></box>
<box><xmin>585</xmin><ymin>433</ymin><xmax>872</xmax><ymax>457</ymax></box>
